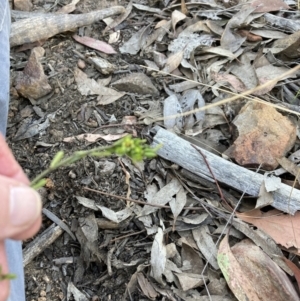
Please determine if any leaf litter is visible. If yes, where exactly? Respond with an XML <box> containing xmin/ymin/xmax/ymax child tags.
<box><xmin>9</xmin><ymin>0</ymin><xmax>300</xmax><ymax>300</ymax></box>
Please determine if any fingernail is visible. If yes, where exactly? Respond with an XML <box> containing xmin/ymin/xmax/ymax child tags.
<box><xmin>10</xmin><ymin>187</ymin><xmax>42</xmax><ymax>226</ymax></box>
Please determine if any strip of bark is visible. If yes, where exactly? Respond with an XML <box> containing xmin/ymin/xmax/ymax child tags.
<box><xmin>10</xmin><ymin>6</ymin><xmax>125</xmax><ymax>47</ymax></box>
<box><xmin>151</xmin><ymin>126</ymin><xmax>300</xmax><ymax>215</ymax></box>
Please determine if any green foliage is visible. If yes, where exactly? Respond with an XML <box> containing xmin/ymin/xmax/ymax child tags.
<box><xmin>30</xmin><ymin>135</ymin><xmax>161</xmax><ymax>189</ymax></box>
<box><xmin>49</xmin><ymin>150</ymin><xmax>64</xmax><ymax>168</ymax></box>
<box><xmin>0</xmin><ymin>266</ymin><xmax>16</xmax><ymax>281</ymax></box>
<box><xmin>112</xmin><ymin>135</ymin><xmax>160</xmax><ymax>162</ymax></box>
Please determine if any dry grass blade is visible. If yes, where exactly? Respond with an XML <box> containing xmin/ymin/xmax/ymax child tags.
<box><xmin>141</xmin><ymin>64</ymin><xmax>300</xmax><ymax>123</ymax></box>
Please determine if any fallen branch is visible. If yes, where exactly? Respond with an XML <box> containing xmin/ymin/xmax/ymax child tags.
<box><xmin>10</xmin><ymin>6</ymin><xmax>125</xmax><ymax>47</ymax></box>
<box><xmin>151</xmin><ymin>126</ymin><xmax>300</xmax><ymax>214</ymax></box>
<box><xmin>23</xmin><ymin>223</ymin><xmax>63</xmax><ymax>266</ymax></box>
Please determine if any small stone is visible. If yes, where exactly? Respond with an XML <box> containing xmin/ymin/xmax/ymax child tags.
<box><xmin>88</xmin><ymin>57</ymin><xmax>116</xmax><ymax>75</ymax></box>
<box><xmin>40</xmin><ymin>291</ymin><xmax>46</xmax><ymax>297</ymax></box>
<box><xmin>149</xmin><ymin>159</ymin><xmax>157</xmax><ymax>170</ymax></box>
<box><xmin>69</xmin><ymin>170</ymin><xmax>77</xmax><ymax>179</ymax></box>
<box><xmin>112</xmin><ymin>73</ymin><xmax>159</xmax><ymax>96</ymax></box>
<box><xmin>77</xmin><ymin>59</ymin><xmax>86</xmax><ymax>69</ymax></box>
<box><xmin>224</xmin><ymin>101</ymin><xmax>296</xmax><ymax>170</ymax></box>
<box><xmin>99</xmin><ymin>160</ymin><xmax>116</xmax><ymax>176</ymax></box>
<box><xmin>14</xmin><ymin>47</ymin><xmax>52</xmax><ymax>99</ymax></box>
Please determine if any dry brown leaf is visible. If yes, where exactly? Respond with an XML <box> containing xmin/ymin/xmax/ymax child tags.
<box><xmin>97</xmin><ymin>205</ymin><xmax>132</xmax><ymax>224</ymax></box>
<box><xmin>181</xmin><ymin>0</ymin><xmax>188</xmax><ymax>15</ymax></box>
<box><xmin>231</xmin><ymin>218</ymin><xmax>291</xmax><ymax>274</ymax></box>
<box><xmin>218</xmin><ymin>236</ymin><xmax>299</xmax><ymax>301</ymax></box>
<box><xmin>251</xmin><ymin>0</ymin><xmax>290</xmax><ymax>13</ymax></box>
<box><xmin>218</xmin><ymin>235</ymin><xmax>261</xmax><ymax>301</ymax></box>
<box><xmin>140</xmin><ymin>178</ymin><xmax>182</xmax><ymax>216</ymax></box>
<box><xmin>162</xmin><ymin>51</ymin><xmax>184</xmax><ymax>74</ymax></box>
<box><xmin>179</xmin><ymin>21</ymin><xmax>210</xmax><ymax>37</ymax></box>
<box><xmin>270</xmin><ymin>31</ymin><xmax>300</xmax><ymax>59</ymax></box>
<box><xmin>73</xmin><ymin>35</ymin><xmax>116</xmax><ymax>54</ymax></box>
<box><xmin>136</xmin><ymin>273</ymin><xmax>158</xmax><ymax>299</ymax></box>
<box><xmin>63</xmin><ymin>133</ymin><xmax>127</xmax><ymax>143</ymax></box>
<box><xmin>103</xmin><ymin>0</ymin><xmax>132</xmax><ymax>33</ymax></box>
<box><xmin>281</xmin><ymin>257</ymin><xmax>300</xmax><ymax>290</ymax></box>
<box><xmin>67</xmin><ymin>282</ymin><xmax>89</xmax><ymax>301</ymax></box>
<box><xmin>119</xmin><ymin>158</ymin><xmax>131</xmax><ymax>201</ymax></box>
<box><xmin>230</xmin><ymin>54</ymin><xmax>258</xmax><ymax>90</ymax></box>
<box><xmin>132</xmin><ymin>3</ymin><xmax>161</xmax><ymax>14</ymax></box>
<box><xmin>277</xmin><ymin>157</ymin><xmax>300</xmax><ymax>181</ymax></box>
<box><xmin>57</xmin><ymin>0</ymin><xmax>80</xmax><ymax>14</ymax></box>
<box><xmin>150</xmin><ymin>228</ymin><xmax>166</xmax><ymax>285</ymax></box>
<box><xmin>237</xmin><ymin>209</ymin><xmax>300</xmax><ymax>253</ymax></box>
<box><xmin>74</xmin><ymin>68</ymin><xmax>125</xmax><ymax>105</ymax></box>
<box><xmin>236</xmin><ymin>29</ymin><xmax>262</xmax><ymax>42</ymax></box>
<box><xmin>143</xmin><ymin>20</ymin><xmax>171</xmax><ymax>49</ymax></box>
<box><xmin>174</xmin><ymin>273</ymin><xmax>207</xmax><ymax>291</ymax></box>
<box><xmin>192</xmin><ymin>225</ymin><xmax>219</xmax><ymax>270</ymax></box>
<box><xmin>256</xmin><ymin>180</ymin><xmax>274</xmax><ymax>209</ymax></box>
<box><xmin>163</xmin><ymin>94</ymin><xmax>183</xmax><ymax>130</ymax></box>
<box><xmin>205</xmin><ymin>20</ymin><xmax>224</xmax><ymax>36</ymax></box>
<box><xmin>171</xmin><ymin>10</ymin><xmax>186</xmax><ymax>33</ymax></box>
<box><xmin>155</xmin><ymin>19</ymin><xmax>169</xmax><ymax>29</ymax></box>
<box><xmin>249</xmin><ymin>29</ymin><xmax>288</xmax><ymax>39</ymax></box>
<box><xmin>221</xmin><ymin>6</ymin><xmax>255</xmax><ymax>52</ymax></box>
<box><xmin>255</xmin><ymin>64</ymin><xmax>294</xmax><ymax>95</ymax></box>
<box><xmin>181</xmin><ymin>243</ymin><xmax>204</xmax><ymax>274</ymax></box>
<box><xmin>202</xmin><ymin>46</ymin><xmax>237</xmax><ymax>59</ymax></box>
<box><xmin>212</xmin><ymin>72</ymin><xmax>245</xmax><ymax>92</ymax></box>
<box><xmin>170</xmin><ymin>188</ymin><xmax>187</xmax><ymax>231</ymax></box>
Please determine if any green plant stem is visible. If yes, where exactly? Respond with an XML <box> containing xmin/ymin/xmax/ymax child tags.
<box><xmin>30</xmin><ymin>135</ymin><xmax>160</xmax><ymax>189</ymax></box>
<box><xmin>30</xmin><ymin>145</ymin><xmax>112</xmax><ymax>188</ymax></box>
<box><xmin>0</xmin><ymin>266</ymin><xmax>16</xmax><ymax>281</ymax></box>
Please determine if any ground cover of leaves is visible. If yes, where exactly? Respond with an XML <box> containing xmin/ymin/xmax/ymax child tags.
<box><xmin>7</xmin><ymin>0</ymin><xmax>300</xmax><ymax>300</ymax></box>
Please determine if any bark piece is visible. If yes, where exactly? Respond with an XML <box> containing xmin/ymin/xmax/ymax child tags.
<box><xmin>151</xmin><ymin>126</ymin><xmax>300</xmax><ymax>214</ymax></box>
<box><xmin>23</xmin><ymin>223</ymin><xmax>63</xmax><ymax>266</ymax></box>
<box><xmin>224</xmin><ymin>101</ymin><xmax>296</xmax><ymax>170</ymax></box>
<box><xmin>112</xmin><ymin>73</ymin><xmax>159</xmax><ymax>96</ymax></box>
<box><xmin>14</xmin><ymin>47</ymin><xmax>52</xmax><ymax>99</ymax></box>
<box><xmin>10</xmin><ymin>6</ymin><xmax>125</xmax><ymax>47</ymax></box>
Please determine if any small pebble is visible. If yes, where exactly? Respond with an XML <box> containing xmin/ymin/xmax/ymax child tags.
<box><xmin>69</xmin><ymin>170</ymin><xmax>77</xmax><ymax>179</ymax></box>
<box><xmin>77</xmin><ymin>59</ymin><xmax>86</xmax><ymax>69</ymax></box>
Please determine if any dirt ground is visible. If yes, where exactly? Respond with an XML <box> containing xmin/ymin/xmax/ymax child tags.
<box><xmin>9</xmin><ymin>1</ymin><xmax>152</xmax><ymax>300</ymax></box>
<box><xmin>7</xmin><ymin>0</ymin><xmax>300</xmax><ymax>300</ymax></box>
<box><xmin>8</xmin><ymin>0</ymin><xmax>178</xmax><ymax>299</ymax></box>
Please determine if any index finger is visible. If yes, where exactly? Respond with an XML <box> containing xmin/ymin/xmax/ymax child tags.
<box><xmin>0</xmin><ymin>134</ymin><xmax>29</xmax><ymax>184</ymax></box>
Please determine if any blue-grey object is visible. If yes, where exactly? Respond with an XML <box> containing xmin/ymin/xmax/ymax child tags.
<box><xmin>0</xmin><ymin>1</ymin><xmax>26</xmax><ymax>300</ymax></box>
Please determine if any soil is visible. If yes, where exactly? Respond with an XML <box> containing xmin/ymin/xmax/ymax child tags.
<box><xmin>8</xmin><ymin>1</ymin><xmax>155</xmax><ymax>300</ymax></box>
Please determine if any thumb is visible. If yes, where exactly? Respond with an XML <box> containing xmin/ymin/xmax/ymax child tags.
<box><xmin>0</xmin><ymin>176</ymin><xmax>42</xmax><ymax>241</ymax></box>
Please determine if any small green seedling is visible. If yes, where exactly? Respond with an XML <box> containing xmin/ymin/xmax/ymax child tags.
<box><xmin>31</xmin><ymin>135</ymin><xmax>161</xmax><ymax>189</ymax></box>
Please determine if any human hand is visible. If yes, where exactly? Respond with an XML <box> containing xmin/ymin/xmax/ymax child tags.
<box><xmin>0</xmin><ymin>134</ymin><xmax>42</xmax><ymax>301</ymax></box>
